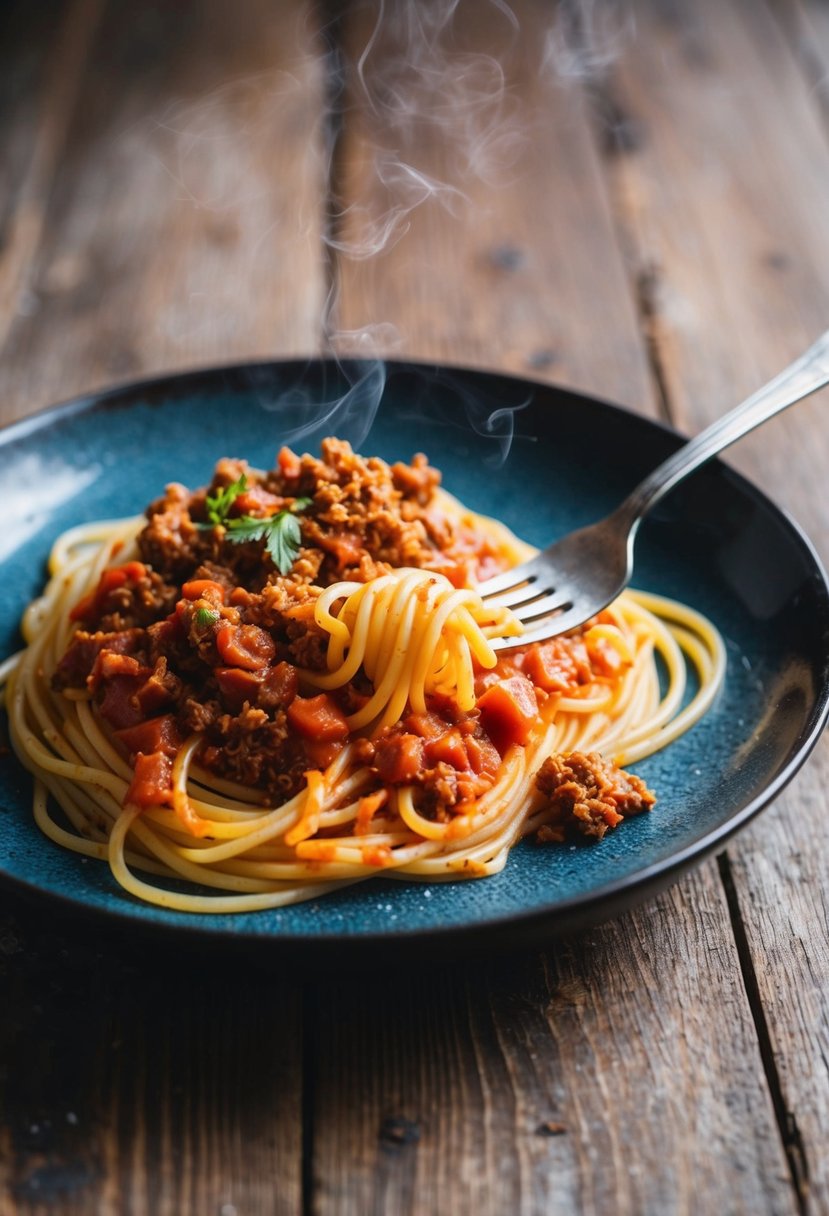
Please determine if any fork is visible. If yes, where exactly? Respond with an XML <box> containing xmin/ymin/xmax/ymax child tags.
<box><xmin>481</xmin><ymin>329</ymin><xmax>829</xmax><ymax>649</ymax></box>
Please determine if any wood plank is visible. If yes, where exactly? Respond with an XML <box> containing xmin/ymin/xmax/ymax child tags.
<box><xmin>600</xmin><ymin>0</ymin><xmax>829</xmax><ymax>1207</ymax></box>
<box><xmin>773</xmin><ymin>0</ymin><xmax>829</xmax><ymax>129</ymax></box>
<box><xmin>0</xmin><ymin>0</ymin><xmax>105</xmax><ymax>359</ymax></box>
<box><xmin>329</xmin><ymin>0</ymin><xmax>654</xmax><ymax>411</ymax></box>
<box><xmin>0</xmin><ymin>915</ymin><xmax>304</xmax><ymax>1215</ymax></box>
<box><xmin>0</xmin><ymin>0</ymin><xmax>330</xmax><ymax>426</ymax></box>
<box><xmin>308</xmin><ymin>873</ymin><xmax>793</xmax><ymax>1216</ymax></box>
<box><xmin>601</xmin><ymin>0</ymin><xmax>829</xmax><ymax>557</ymax></box>
<box><xmin>310</xmin><ymin>4</ymin><xmax>795</xmax><ymax>1213</ymax></box>
<box><xmin>0</xmin><ymin>0</ymin><xmax>326</xmax><ymax>1210</ymax></box>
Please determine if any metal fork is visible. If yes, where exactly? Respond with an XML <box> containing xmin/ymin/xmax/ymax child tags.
<box><xmin>481</xmin><ymin>329</ymin><xmax>829</xmax><ymax>649</ymax></box>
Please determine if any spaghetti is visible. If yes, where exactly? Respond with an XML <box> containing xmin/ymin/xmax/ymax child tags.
<box><xmin>1</xmin><ymin>440</ymin><xmax>725</xmax><ymax>913</ymax></box>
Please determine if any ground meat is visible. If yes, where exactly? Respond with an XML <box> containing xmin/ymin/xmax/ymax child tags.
<box><xmin>53</xmin><ymin>441</ymin><xmax>512</xmax><ymax>809</ymax></box>
<box><xmin>198</xmin><ymin>707</ymin><xmax>301</xmax><ymax>796</ymax></box>
<box><xmin>370</xmin><ymin>710</ymin><xmax>500</xmax><ymax>816</ymax></box>
<box><xmin>391</xmin><ymin>453</ymin><xmax>441</xmax><ymax>503</ymax></box>
<box><xmin>179</xmin><ymin>695</ymin><xmax>221</xmax><ymax>734</ymax></box>
<box><xmin>535</xmin><ymin>751</ymin><xmax>655</xmax><ymax>841</ymax></box>
<box><xmin>52</xmin><ymin>628</ymin><xmax>146</xmax><ymax>690</ymax></box>
<box><xmin>140</xmin><ymin>482</ymin><xmax>212</xmax><ymax>581</ymax></box>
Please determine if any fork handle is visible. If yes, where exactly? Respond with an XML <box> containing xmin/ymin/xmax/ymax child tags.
<box><xmin>617</xmin><ymin>328</ymin><xmax>829</xmax><ymax>531</ymax></box>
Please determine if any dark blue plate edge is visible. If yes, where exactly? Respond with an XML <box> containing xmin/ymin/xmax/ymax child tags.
<box><xmin>0</xmin><ymin>357</ymin><xmax>827</xmax><ymax>958</ymax></box>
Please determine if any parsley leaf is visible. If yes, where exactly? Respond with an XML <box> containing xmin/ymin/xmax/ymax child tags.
<box><xmin>205</xmin><ymin>473</ymin><xmax>248</xmax><ymax>527</ymax></box>
<box><xmin>225</xmin><ymin>497</ymin><xmax>312</xmax><ymax>575</ymax></box>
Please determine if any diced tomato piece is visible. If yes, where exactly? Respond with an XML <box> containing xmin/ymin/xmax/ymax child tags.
<box><xmin>464</xmin><ymin>734</ymin><xmax>501</xmax><ymax>776</ymax></box>
<box><xmin>278</xmin><ymin>445</ymin><xmax>301</xmax><ymax>480</ymax></box>
<box><xmin>441</xmin><ymin>563</ymin><xmax>469</xmax><ymax>589</ymax></box>
<box><xmin>70</xmin><ymin>562</ymin><xmax>148</xmax><ymax>622</ymax></box>
<box><xmin>317</xmin><ymin>531</ymin><xmax>364</xmax><ymax>570</ymax></box>
<box><xmin>373</xmin><ymin>733</ymin><xmax>424</xmax><ymax>783</ymax></box>
<box><xmin>147</xmin><ymin>615</ymin><xmax>184</xmax><ymax>650</ymax></box>
<box><xmin>304</xmin><ymin>738</ymin><xmax>346</xmax><ymax>769</ymax></box>
<box><xmin>125</xmin><ymin>752</ymin><xmax>174</xmax><ymax>810</ymax></box>
<box><xmin>424</xmin><ymin>728</ymin><xmax>469</xmax><ymax>771</ymax></box>
<box><xmin>287</xmin><ymin>694</ymin><xmax>350</xmax><ymax>742</ymax></box>
<box><xmin>522</xmin><ymin>638</ymin><xmax>591</xmax><ymax>693</ymax></box>
<box><xmin>91</xmin><ymin>651</ymin><xmax>147</xmax><ymax>684</ymax></box>
<box><xmin>404</xmin><ymin>712</ymin><xmax>448</xmax><ymax>740</ymax></box>
<box><xmin>215</xmin><ymin>666</ymin><xmax>263</xmax><ymax>710</ymax></box>
<box><xmin>258</xmin><ymin>662</ymin><xmax>298</xmax><ymax>708</ymax></box>
<box><xmin>281</xmin><ymin>601</ymin><xmax>316</xmax><ymax>623</ymax></box>
<box><xmin>228</xmin><ymin>586</ymin><xmax>255</xmax><ymax>608</ymax></box>
<box><xmin>98</xmin><ymin>675</ymin><xmax>147</xmax><ymax>729</ymax></box>
<box><xmin>135</xmin><ymin>663</ymin><xmax>177</xmax><ymax>715</ymax></box>
<box><xmin>181</xmin><ymin>579</ymin><xmax>226</xmax><ymax>605</ymax></box>
<box><xmin>476</xmin><ymin>675</ymin><xmax>539</xmax><ymax>754</ymax></box>
<box><xmin>115</xmin><ymin>715</ymin><xmax>182</xmax><ymax>759</ymax></box>
<box><xmin>216</xmin><ymin>623</ymin><xmax>276</xmax><ymax>670</ymax></box>
<box><xmin>584</xmin><ymin>626</ymin><xmax>631</xmax><ymax>678</ymax></box>
<box><xmin>55</xmin><ymin>629</ymin><xmax>143</xmax><ymax>688</ymax></box>
<box><xmin>234</xmin><ymin>486</ymin><xmax>284</xmax><ymax>516</ymax></box>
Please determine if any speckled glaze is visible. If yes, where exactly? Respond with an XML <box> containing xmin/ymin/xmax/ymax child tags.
<box><xmin>1</xmin><ymin>360</ymin><xmax>827</xmax><ymax>957</ymax></box>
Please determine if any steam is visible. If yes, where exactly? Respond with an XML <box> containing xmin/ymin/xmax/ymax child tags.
<box><xmin>258</xmin><ymin>359</ymin><xmax>387</xmax><ymax>451</ymax></box>
<box><xmin>541</xmin><ymin>0</ymin><xmax>636</xmax><ymax>83</ymax></box>
<box><xmin>401</xmin><ymin>369</ymin><xmax>534</xmax><ymax>468</ymax></box>
<box><xmin>145</xmin><ymin>1</ymin><xmax>632</xmax><ymax>461</ymax></box>
<box><xmin>324</xmin><ymin>0</ymin><xmax>528</xmax><ymax>263</ymax></box>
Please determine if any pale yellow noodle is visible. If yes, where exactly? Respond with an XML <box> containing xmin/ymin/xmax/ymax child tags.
<box><xmin>1</xmin><ymin>491</ymin><xmax>725</xmax><ymax>912</ymax></box>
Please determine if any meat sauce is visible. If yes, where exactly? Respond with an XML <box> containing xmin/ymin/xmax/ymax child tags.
<box><xmin>53</xmin><ymin>440</ymin><xmax>653</xmax><ymax>834</ymax></box>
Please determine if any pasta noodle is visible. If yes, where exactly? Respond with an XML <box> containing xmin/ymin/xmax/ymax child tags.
<box><xmin>0</xmin><ymin>444</ymin><xmax>725</xmax><ymax>913</ymax></box>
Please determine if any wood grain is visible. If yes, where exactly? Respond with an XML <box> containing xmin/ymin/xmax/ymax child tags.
<box><xmin>307</xmin><ymin>875</ymin><xmax>794</xmax><ymax>1216</ymax></box>
<box><xmin>0</xmin><ymin>919</ymin><xmax>304</xmax><ymax>1215</ymax></box>
<box><xmin>0</xmin><ymin>0</ymin><xmax>326</xmax><ymax>1211</ymax></box>
<box><xmin>308</xmin><ymin>3</ymin><xmax>798</xmax><ymax>1214</ymax></box>
<box><xmin>329</xmin><ymin>0</ymin><xmax>654</xmax><ymax>411</ymax></box>
<box><xmin>0</xmin><ymin>0</ymin><xmax>105</xmax><ymax>362</ymax></box>
<box><xmin>0</xmin><ymin>0</ymin><xmax>329</xmax><ymax>426</ymax></box>
<box><xmin>1</xmin><ymin>0</ymin><xmax>828</xmax><ymax>1213</ymax></box>
<box><xmin>600</xmin><ymin>0</ymin><xmax>829</xmax><ymax>557</ymax></box>
<box><xmin>599</xmin><ymin>0</ymin><xmax>829</xmax><ymax>1207</ymax></box>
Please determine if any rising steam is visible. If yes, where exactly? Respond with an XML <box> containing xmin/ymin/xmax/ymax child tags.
<box><xmin>146</xmin><ymin>1</ymin><xmax>631</xmax><ymax>460</ymax></box>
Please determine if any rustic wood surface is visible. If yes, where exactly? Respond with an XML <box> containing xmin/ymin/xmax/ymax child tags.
<box><xmin>0</xmin><ymin>2</ymin><xmax>827</xmax><ymax>1214</ymax></box>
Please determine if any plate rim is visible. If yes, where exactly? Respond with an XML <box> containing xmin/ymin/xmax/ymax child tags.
<box><xmin>2</xmin><ymin>357</ymin><xmax>828</xmax><ymax>951</ymax></box>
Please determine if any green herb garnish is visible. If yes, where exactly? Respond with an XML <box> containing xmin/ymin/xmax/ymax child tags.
<box><xmin>194</xmin><ymin>607</ymin><xmax>219</xmax><ymax>629</ymax></box>
<box><xmin>225</xmin><ymin>497</ymin><xmax>312</xmax><ymax>575</ymax></box>
<box><xmin>204</xmin><ymin>473</ymin><xmax>248</xmax><ymax>527</ymax></box>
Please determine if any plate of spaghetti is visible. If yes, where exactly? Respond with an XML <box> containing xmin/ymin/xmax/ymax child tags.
<box><xmin>1</xmin><ymin>361</ymin><xmax>827</xmax><ymax>956</ymax></box>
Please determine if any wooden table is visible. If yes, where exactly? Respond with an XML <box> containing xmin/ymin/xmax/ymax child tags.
<box><xmin>1</xmin><ymin>1</ymin><xmax>828</xmax><ymax>1212</ymax></box>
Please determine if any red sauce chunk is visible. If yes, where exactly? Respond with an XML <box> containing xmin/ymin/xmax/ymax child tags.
<box><xmin>115</xmin><ymin>714</ymin><xmax>182</xmax><ymax>760</ymax></box>
<box><xmin>476</xmin><ymin>675</ymin><xmax>539</xmax><ymax>754</ymax></box>
<box><xmin>521</xmin><ymin>637</ymin><xmax>591</xmax><ymax>692</ymax></box>
<box><xmin>374</xmin><ymin>733</ymin><xmax>424</xmax><ymax>784</ymax></box>
<box><xmin>216</xmin><ymin>623</ymin><xmax>276</xmax><ymax>670</ymax></box>
<box><xmin>286</xmin><ymin>694</ymin><xmax>350</xmax><ymax>742</ymax></box>
<box><xmin>70</xmin><ymin>561</ymin><xmax>148</xmax><ymax>623</ymax></box>
<box><xmin>50</xmin><ymin>442</ymin><xmax>652</xmax><ymax>840</ymax></box>
<box><xmin>125</xmin><ymin>752</ymin><xmax>174</xmax><ymax>810</ymax></box>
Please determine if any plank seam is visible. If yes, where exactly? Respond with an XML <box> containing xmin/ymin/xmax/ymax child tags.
<box><xmin>767</xmin><ymin>0</ymin><xmax>829</xmax><ymax>136</ymax></box>
<box><xmin>316</xmin><ymin>0</ymin><xmax>349</xmax><ymax>350</ymax></box>
<box><xmin>301</xmin><ymin>981</ymin><xmax>319</xmax><ymax>1216</ymax></box>
<box><xmin>717</xmin><ymin>852</ymin><xmax>811</xmax><ymax>1215</ymax></box>
<box><xmin>549</xmin><ymin>1</ymin><xmax>670</xmax><ymax>428</ymax></box>
<box><xmin>0</xmin><ymin>0</ymin><xmax>105</xmax><ymax>357</ymax></box>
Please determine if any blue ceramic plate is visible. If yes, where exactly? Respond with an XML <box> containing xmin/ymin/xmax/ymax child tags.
<box><xmin>1</xmin><ymin>360</ymin><xmax>828</xmax><ymax>958</ymax></box>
